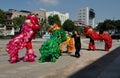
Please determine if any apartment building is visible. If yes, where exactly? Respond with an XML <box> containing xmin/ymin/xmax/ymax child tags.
<box><xmin>5</xmin><ymin>9</ymin><xmax>46</xmax><ymax>35</ymax></box>
<box><xmin>77</xmin><ymin>7</ymin><xmax>95</xmax><ymax>28</ymax></box>
<box><xmin>46</xmin><ymin>11</ymin><xmax>69</xmax><ymax>25</ymax></box>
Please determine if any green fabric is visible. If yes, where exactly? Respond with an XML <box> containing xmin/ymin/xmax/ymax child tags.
<box><xmin>39</xmin><ymin>29</ymin><xmax>66</xmax><ymax>63</ymax></box>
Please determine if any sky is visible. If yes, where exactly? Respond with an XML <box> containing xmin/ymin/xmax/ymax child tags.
<box><xmin>0</xmin><ymin>0</ymin><xmax>120</xmax><ymax>23</ymax></box>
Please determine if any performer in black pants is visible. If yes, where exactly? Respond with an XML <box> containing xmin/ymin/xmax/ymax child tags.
<box><xmin>72</xmin><ymin>30</ymin><xmax>81</xmax><ymax>58</ymax></box>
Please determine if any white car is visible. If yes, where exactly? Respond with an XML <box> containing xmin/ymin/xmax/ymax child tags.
<box><xmin>42</xmin><ymin>32</ymin><xmax>50</xmax><ymax>38</ymax></box>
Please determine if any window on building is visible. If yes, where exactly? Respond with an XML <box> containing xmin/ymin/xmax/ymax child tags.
<box><xmin>83</xmin><ymin>9</ymin><xmax>86</xmax><ymax>11</ymax></box>
<box><xmin>83</xmin><ymin>13</ymin><xmax>85</xmax><ymax>15</ymax></box>
<box><xmin>83</xmin><ymin>16</ymin><xmax>85</xmax><ymax>18</ymax></box>
<box><xmin>83</xmin><ymin>18</ymin><xmax>85</xmax><ymax>20</ymax></box>
<box><xmin>79</xmin><ymin>13</ymin><xmax>81</xmax><ymax>15</ymax></box>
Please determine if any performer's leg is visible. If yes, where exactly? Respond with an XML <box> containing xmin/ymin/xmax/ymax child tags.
<box><xmin>50</xmin><ymin>54</ymin><xmax>56</xmax><ymax>62</ymax></box>
<box><xmin>89</xmin><ymin>39</ymin><xmax>96</xmax><ymax>51</ymax></box>
<box><xmin>67</xmin><ymin>46</ymin><xmax>72</xmax><ymax>55</ymax></box>
<box><xmin>9</xmin><ymin>51</ymin><xmax>19</xmax><ymax>63</ymax></box>
<box><xmin>23</xmin><ymin>51</ymin><xmax>29</xmax><ymax>61</ymax></box>
<box><xmin>75</xmin><ymin>44</ymin><xmax>80</xmax><ymax>58</ymax></box>
<box><xmin>59</xmin><ymin>44</ymin><xmax>63</xmax><ymax>55</ymax></box>
<box><xmin>28</xmin><ymin>49</ymin><xmax>35</xmax><ymax>62</ymax></box>
<box><xmin>92</xmin><ymin>40</ymin><xmax>96</xmax><ymax>51</ymax></box>
<box><xmin>105</xmin><ymin>43</ymin><xmax>109</xmax><ymax>51</ymax></box>
<box><xmin>39</xmin><ymin>56</ymin><xmax>46</xmax><ymax>63</ymax></box>
<box><xmin>88</xmin><ymin>42</ymin><xmax>92</xmax><ymax>50</ymax></box>
<box><xmin>24</xmin><ymin>42</ymin><xmax>35</xmax><ymax>62</ymax></box>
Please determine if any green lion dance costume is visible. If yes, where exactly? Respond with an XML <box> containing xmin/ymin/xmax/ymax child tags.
<box><xmin>39</xmin><ymin>23</ymin><xmax>66</xmax><ymax>63</ymax></box>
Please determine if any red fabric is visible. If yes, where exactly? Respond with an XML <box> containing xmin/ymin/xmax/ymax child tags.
<box><xmin>84</xmin><ymin>26</ymin><xmax>100</xmax><ymax>40</ymax></box>
<box><xmin>31</xmin><ymin>16</ymin><xmax>39</xmax><ymax>25</ymax></box>
<box><xmin>84</xmin><ymin>26</ymin><xmax>112</xmax><ymax>51</ymax></box>
<box><xmin>32</xmin><ymin>25</ymin><xmax>40</xmax><ymax>30</ymax></box>
<box><xmin>88</xmin><ymin>38</ymin><xmax>96</xmax><ymax>50</ymax></box>
<box><xmin>26</xmin><ymin>42</ymin><xmax>32</xmax><ymax>50</ymax></box>
<box><xmin>26</xmin><ymin>15</ymin><xmax>31</xmax><ymax>19</ymax></box>
<box><xmin>100</xmin><ymin>32</ymin><xmax>112</xmax><ymax>51</ymax></box>
<box><xmin>26</xmin><ymin>15</ymin><xmax>39</xmax><ymax>24</ymax></box>
<box><xmin>89</xmin><ymin>31</ymin><xmax>100</xmax><ymax>40</ymax></box>
<box><xmin>26</xmin><ymin>15</ymin><xmax>40</xmax><ymax>30</ymax></box>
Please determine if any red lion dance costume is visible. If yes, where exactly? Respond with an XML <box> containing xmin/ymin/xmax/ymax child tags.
<box><xmin>84</xmin><ymin>26</ymin><xmax>112</xmax><ymax>51</ymax></box>
<box><xmin>6</xmin><ymin>15</ymin><xmax>40</xmax><ymax>63</ymax></box>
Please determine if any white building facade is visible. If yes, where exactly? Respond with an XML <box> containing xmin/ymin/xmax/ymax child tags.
<box><xmin>46</xmin><ymin>11</ymin><xmax>69</xmax><ymax>25</ymax></box>
<box><xmin>77</xmin><ymin>7</ymin><xmax>95</xmax><ymax>28</ymax></box>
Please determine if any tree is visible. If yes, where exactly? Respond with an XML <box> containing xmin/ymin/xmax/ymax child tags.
<box><xmin>96</xmin><ymin>19</ymin><xmax>116</xmax><ymax>32</ymax></box>
<box><xmin>62</xmin><ymin>19</ymin><xmax>75</xmax><ymax>32</ymax></box>
<box><xmin>114</xmin><ymin>20</ymin><xmax>120</xmax><ymax>32</ymax></box>
<box><xmin>39</xmin><ymin>18</ymin><xmax>48</xmax><ymax>36</ymax></box>
<box><xmin>48</xmin><ymin>16</ymin><xmax>54</xmax><ymax>25</ymax></box>
<box><xmin>12</xmin><ymin>15</ymin><xmax>25</xmax><ymax>29</ymax></box>
<box><xmin>96</xmin><ymin>19</ymin><xmax>120</xmax><ymax>34</ymax></box>
<box><xmin>48</xmin><ymin>14</ymin><xmax>61</xmax><ymax>26</ymax></box>
<box><xmin>96</xmin><ymin>22</ymin><xmax>104</xmax><ymax>31</ymax></box>
<box><xmin>0</xmin><ymin>9</ymin><xmax>7</xmax><ymax>25</ymax></box>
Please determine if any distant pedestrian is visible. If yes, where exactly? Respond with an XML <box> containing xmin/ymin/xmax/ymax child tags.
<box><xmin>72</xmin><ymin>30</ymin><xmax>81</xmax><ymax>58</ymax></box>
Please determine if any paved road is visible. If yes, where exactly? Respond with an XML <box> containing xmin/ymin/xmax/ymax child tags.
<box><xmin>40</xmin><ymin>39</ymin><xmax>120</xmax><ymax>78</ymax></box>
<box><xmin>0</xmin><ymin>38</ymin><xmax>77</xmax><ymax>78</ymax></box>
<box><xmin>0</xmin><ymin>38</ymin><xmax>120</xmax><ymax>78</ymax></box>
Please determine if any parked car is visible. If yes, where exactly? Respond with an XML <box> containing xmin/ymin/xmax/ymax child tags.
<box><xmin>0</xmin><ymin>33</ymin><xmax>7</xmax><ymax>36</ymax></box>
<box><xmin>111</xmin><ymin>33</ymin><xmax>120</xmax><ymax>39</ymax></box>
<box><xmin>42</xmin><ymin>32</ymin><xmax>50</xmax><ymax>38</ymax></box>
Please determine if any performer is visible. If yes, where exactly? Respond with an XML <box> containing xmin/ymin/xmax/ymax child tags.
<box><xmin>72</xmin><ymin>30</ymin><xmax>81</xmax><ymax>58</ymax></box>
<box><xmin>39</xmin><ymin>23</ymin><xmax>66</xmax><ymax>63</ymax></box>
<box><xmin>84</xmin><ymin>26</ymin><xmax>112</xmax><ymax>51</ymax></box>
<box><xmin>60</xmin><ymin>34</ymin><xmax>74</xmax><ymax>55</ymax></box>
<box><xmin>6</xmin><ymin>15</ymin><xmax>40</xmax><ymax>63</ymax></box>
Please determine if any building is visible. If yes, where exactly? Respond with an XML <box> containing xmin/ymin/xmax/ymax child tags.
<box><xmin>8</xmin><ymin>9</ymin><xmax>31</xmax><ymax>19</ymax></box>
<box><xmin>46</xmin><ymin>11</ymin><xmax>69</xmax><ymax>25</ymax></box>
<box><xmin>77</xmin><ymin>7</ymin><xmax>95</xmax><ymax>28</ymax></box>
<box><xmin>6</xmin><ymin>9</ymin><xmax>46</xmax><ymax>26</ymax></box>
<box><xmin>74</xmin><ymin>19</ymin><xmax>84</xmax><ymax>27</ymax></box>
<box><xmin>6</xmin><ymin>9</ymin><xmax>31</xmax><ymax>30</ymax></box>
<box><xmin>5</xmin><ymin>9</ymin><xmax>46</xmax><ymax>35</ymax></box>
<box><xmin>32</xmin><ymin>10</ymin><xmax>46</xmax><ymax>21</ymax></box>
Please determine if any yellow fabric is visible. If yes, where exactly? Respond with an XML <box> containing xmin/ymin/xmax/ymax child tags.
<box><xmin>60</xmin><ymin>34</ymin><xmax>74</xmax><ymax>53</ymax></box>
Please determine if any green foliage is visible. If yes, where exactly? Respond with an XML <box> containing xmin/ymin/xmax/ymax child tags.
<box><xmin>0</xmin><ymin>9</ymin><xmax>7</xmax><ymax>25</ymax></box>
<box><xmin>96</xmin><ymin>19</ymin><xmax>120</xmax><ymax>32</ymax></box>
<box><xmin>48</xmin><ymin>14</ymin><xmax>61</xmax><ymax>26</ymax></box>
<box><xmin>114</xmin><ymin>20</ymin><xmax>120</xmax><ymax>32</ymax></box>
<box><xmin>12</xmin><ymin>15</ymin><xmax>25</xmax><ymax>29</ymax></box>
<box><xmin>39</xmin><ymin>19</ymin><xmax>48</xmax><ymax>36</ymax></box>
<box><xmin>62</xmin><ymin>19</ymin><xmax>75</xmax><ymax>32</ymax></box>
<box><xmin>75</xmin><ymin>26</ymin><xmax>83</xmax><ymax>34</ymax></box>
<box><xmin>48</xmin><ymin>16</ymin><xmax>54</xmax><ymax>25</ymax></box>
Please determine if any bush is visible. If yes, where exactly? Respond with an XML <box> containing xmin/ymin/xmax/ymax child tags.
<box><xmin>0</xmin><ymin>35</ymin><xmax>14</xmax><ymax>39</ymax></box>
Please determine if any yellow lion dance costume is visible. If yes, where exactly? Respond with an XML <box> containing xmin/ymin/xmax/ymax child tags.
<box><xmin>60</xmin><ymin>34</ymin><xmax>74</xmax><ymax>54</ymax></box>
